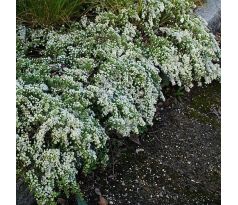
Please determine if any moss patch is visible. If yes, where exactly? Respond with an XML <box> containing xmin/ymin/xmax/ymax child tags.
<box><xmin>185</xmin><ymin>82</ymin><xmax>221</xmax><ymax>127</ymax></box>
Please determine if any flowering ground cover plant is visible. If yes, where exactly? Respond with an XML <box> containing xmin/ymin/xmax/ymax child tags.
<box><xmin>16</xmin><ymin>0</ymin><xmax>221</xmax><ymax>204</ymax></box>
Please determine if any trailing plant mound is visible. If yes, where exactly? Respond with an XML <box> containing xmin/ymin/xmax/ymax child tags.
<box><xmin>16</xmin><ymin>0</ymin><xmax>220</xmax><ymax>204</ymax></box>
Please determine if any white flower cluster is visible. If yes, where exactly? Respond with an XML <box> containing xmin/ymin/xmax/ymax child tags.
<box><xmin>17</xmin><ymin>78</ymin><xmax>108</xmax><ymax>204</ymax></box>
<box><xmin>87</xmin><ymin>54</ymin><xmax>162</xmax><ymax>136</ymax></box>
<box><xmin>133</xmin><ymin>0</ymin><xmax>220</xmax><ymax>90</ymax></box>
<box><xmin>16</xmin><ymin>0</ymin><xmax>220</xmax><ymax>203</ymax></box>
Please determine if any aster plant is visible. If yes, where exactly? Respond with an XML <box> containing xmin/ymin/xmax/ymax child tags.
<box><xmin>16</xmin><ymin>0</ymin><xmax>220</xmax><ymax>204</ymax></box>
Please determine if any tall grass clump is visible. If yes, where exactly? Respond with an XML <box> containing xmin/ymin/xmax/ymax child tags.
<box><xmin>17</xmin><ymin>0</ymin><xmax>84</xmax><ymax>26</ymax></box>
<box><xmin>16</xmin><ymin>0</ymin><xmax>140</xmax><ymax>26</ymax></box>
<box><xmin>16</xmin><ymin>0</ymin><xmax>220</xmax><ymax>204</ymax></box>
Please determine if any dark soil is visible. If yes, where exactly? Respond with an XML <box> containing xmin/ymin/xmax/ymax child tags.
<box><xmin>79</xmin><ymin>82</ymin><xmax>221</xmax><ymax>205</ymax></box>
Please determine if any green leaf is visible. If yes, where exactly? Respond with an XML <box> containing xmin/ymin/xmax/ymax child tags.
<box><xmin>75</xmin><ymin>194</ymin><xmax>88</xmax><ymax>205</ymax></box>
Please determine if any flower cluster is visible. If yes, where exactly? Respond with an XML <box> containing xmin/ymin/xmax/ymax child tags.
<box><xmin>17</xmin><ymin>67</ymin><xmax>108</xmax><ymax>204</ymax></box>
<box><xmin>16</xmin><ymin>0</ymin><xmax>220</xmax><ymax>204</ymax></box>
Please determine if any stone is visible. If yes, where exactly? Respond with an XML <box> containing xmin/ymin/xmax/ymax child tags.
<box><xmin>16</xmin><ymin>179</ymin><xmax>36</xmax><ymax>205</ymax></box>
<box><xmin>195</xmin><ymin>0</ymin><xmax>221</xmax><ymax>33</ymax></box>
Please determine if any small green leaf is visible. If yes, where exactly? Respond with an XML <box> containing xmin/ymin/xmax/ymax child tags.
<box><xmin>75</xmin><ymin>194</ymin><xmax>88</xmax><ymax>205</ymax></box>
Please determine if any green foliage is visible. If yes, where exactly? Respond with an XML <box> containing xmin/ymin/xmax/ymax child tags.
<box><xmin>16</xmin><ymin>0</ymin><xmax>140</xmax><ymax>26</ymax></box>
<box><xmin>17</xmin><ymin>0</ymin><xmax>84</xmax><ymax>26</ymax></box>
<box><xmin>194</xmin><ymin>0</ymin><xmax>205</xmax><ymax>6</ymax></box>
<box><xmin>16</xmin><ymin>0</ymin><xmax>220</xmax><ymax>204</ymax></box>
<box><xmin>76</xmin><ymin>194</ymin><xmax>88</xmax><ymax>205</ymax></box>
